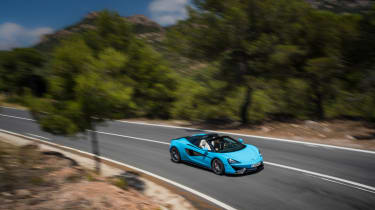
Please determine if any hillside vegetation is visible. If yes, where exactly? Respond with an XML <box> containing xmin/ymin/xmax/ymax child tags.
<box><xmin>0</xmin><ymin>1</ymin><xmax>375</xmax><ymax>126</ymax></box>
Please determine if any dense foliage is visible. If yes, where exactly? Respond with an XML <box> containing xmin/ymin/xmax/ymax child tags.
<box><xmin>1</xmin><ymin>2</ymin><xmax>375</xmax><ymax>127</ymax></box>
<box><xmin>0</xmin><ymin>48</ymin><xmax>46</xmax><ymax>97</ymax></box>
<box><xmin>0</xmin><ymin>11</ymin><xmax>178</xmax><ymax>172</ymax></box>
<box><xmin>167</xmin><ymin>0</ymin><xmax>375</xmax><ymax>123</ymax></box>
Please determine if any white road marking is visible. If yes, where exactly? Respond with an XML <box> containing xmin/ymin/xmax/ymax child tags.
<box><xmin>319</xmin><ymin>177</ymin><xmax>375</xmax><ymax>194</ymax></box>
<box><xmin>0</xmin><ymin>129</ymin><xmax>236</xmax><ymax>210</ymax></box>
<box><xmin>26</xmin><ymin>133</ymin><xmax>50</xmax><ymax>140</ymax></box>
<box><xmin>0</xmin><ymin>113</ymin><xmax>36</xmax><ymax>121</ymax></box>
<box><xmin>1</xmin><ymin>111</ymin><xmax>375</xmax><ymax>194</ymax></box>
<box><xmin>264</xmin><ymin>162</ymin><xmax>375</xmax><ymax>194</ymax></box>
<box><xmin>92</xmin><ymin>130</ymin><xmax>170</xmax><ymax>145</ymax></box>
<box><xmin>117</xmin><ymin>120</ymin><xmax>375</xmax><ymax>155</ymax></box>
<box><xmin>1</xmin><ymin>107</ymin><xmax>374</xmax><ymax>155</ymax></box>
<box><xmin>0</xmin><ymin>106</ymin><xmax>26</xmax><ymax>110</ymax></box>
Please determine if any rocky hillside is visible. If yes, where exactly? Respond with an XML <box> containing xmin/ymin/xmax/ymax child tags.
<box><xmin>35</xmin><ymin>12</ymin><xmax>165</xmax><ymax>52</ymax></box>
<box><xmin>34</xmin><ymin>1</ymin><xmax>374</xmax><ymax>52</ymax></box>
<box><xmin>306</xmin><ymin>0</ymin><xmax>373</xmax><ymax>13</ymax></box>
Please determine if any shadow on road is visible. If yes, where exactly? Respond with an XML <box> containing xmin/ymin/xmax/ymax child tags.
<box><xmin>176</xmin><ymin>159</ymin><xmax>263</xmax><ymax>177</ymax></box>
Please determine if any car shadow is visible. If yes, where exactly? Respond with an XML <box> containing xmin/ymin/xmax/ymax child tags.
<box><xmin>176</xmin><ymin>159</ymin><xmax>263</xmax><ymax>177</ymax></box>
<box><xmin>226</xmin><ymin>166</ymin><xmax>264</xmax><ymax>177</ymax></box>
<box><xmin>179</xmin><ymin>160</ymin><xmax>213</xmax><ymax>173</ymax></box>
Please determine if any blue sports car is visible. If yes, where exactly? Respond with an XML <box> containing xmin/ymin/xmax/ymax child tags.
<box><xmin>169</xmin><ymin>133</ymin><xmax>263</xmax><ymax>175</ymax></box>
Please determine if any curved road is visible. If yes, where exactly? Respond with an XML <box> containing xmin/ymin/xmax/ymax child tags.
<box><xmin>1</xmin><ymin>107</ymin><xmax>375</xmax><ymax>209</ymax></box>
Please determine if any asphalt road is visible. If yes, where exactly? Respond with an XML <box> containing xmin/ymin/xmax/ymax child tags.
<box><xmin>1</xmin><ymin>107</ymin><xmax>375</xmax><ymax>210</ymax></box>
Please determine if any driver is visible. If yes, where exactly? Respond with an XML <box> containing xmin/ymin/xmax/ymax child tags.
<box><xmin>199</xmin><ymin>139</ymin><xmax>211</xmax><ymax>151</ymax></box>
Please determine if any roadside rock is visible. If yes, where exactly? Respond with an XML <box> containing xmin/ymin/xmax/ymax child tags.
<box><xmin>291</xmin><ymin>124</ymin><xmax>300</xmax><ymax>128</ymax></box>
<box><xmin>261</xmin><ymin>127</ymin><xmax>270</xmax><ymax>132</ymax></box>
<box><xmin>1</xmin><ymin>192</ymin><xmax>12</xmax><ymax>197</ymax></box>
<box><xmin>305</xmin><ymin>120</ymin><xmax>325</xmax><ymax>131</ymax></box>
<box><xmin>15</xmin><ymin>189</ymin><xmax>31</xmax><ymax>198</ymax></box>
<box><xmin>346</xmin><ymin>135</ymin><xmax>355</xmax><ymax>140</ymax></box>
<box><xmin>322</xmin><ymin>127</ymin><xmax>331</xmax><ymax>133</ymax></box>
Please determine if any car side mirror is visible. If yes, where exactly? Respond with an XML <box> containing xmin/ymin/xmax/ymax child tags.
<box><xmin>238</xmin><ymin>138</ymin><xmax>244</xmax><ymax>143</ymax></box>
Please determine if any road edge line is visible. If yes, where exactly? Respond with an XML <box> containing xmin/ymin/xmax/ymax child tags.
<box><xmin>0</xmin><ymin>113</ymin><xmax>36</xmax><ymax>121</ymax></box>
<box><xmin>264</xmin><ymin>161</ymin><xmax>375</xmax><ymax>194</ymax></box>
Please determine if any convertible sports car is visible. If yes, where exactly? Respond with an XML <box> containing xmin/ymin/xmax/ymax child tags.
<box><xmin>169</xmin><ymin>133</ymin><xmax>263</xmax><ymax>175</ymax></box>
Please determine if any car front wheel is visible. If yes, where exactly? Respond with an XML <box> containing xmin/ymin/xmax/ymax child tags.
<box><xmin>211</xmin><ymin>159</ymin><xmax>225</xmax><ymax>175</ymax></box>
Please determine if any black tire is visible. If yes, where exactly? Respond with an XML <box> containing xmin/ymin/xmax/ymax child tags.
<box><xmin>170</xmin><ymin>147</ymin><xmax>181</xmax><ymax>163</ymax></box>
<box><xmin>211</xmin><ymin>159</ymin><xmax>225</xmax><ymax>175</ymax></box>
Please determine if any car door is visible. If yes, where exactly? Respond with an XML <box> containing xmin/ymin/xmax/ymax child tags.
<box><xmin>184</xmin><ymin>144</ymin><xmax>211</xmax><ymax>167</ymax></box>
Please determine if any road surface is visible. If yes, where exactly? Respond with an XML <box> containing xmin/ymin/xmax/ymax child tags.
<box><xmin>0</xmin><ymin>107</ymin><xmax>374</xmax><ymax>210</ymax></box>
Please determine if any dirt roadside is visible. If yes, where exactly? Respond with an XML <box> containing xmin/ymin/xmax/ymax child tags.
<box><xmin>0</xmin><ymin>132</ymin><xmax>200</xmax><ymax>210</ymax></box>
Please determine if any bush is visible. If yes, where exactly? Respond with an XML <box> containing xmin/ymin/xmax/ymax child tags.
<box><xmin>110</xmin><ymin>178</ymin><xmax>128</xmax><ymax>190</ymax></box>
<box><xmin>327</xmin><ymin>90</ymin><xmax>375</xmax><ymax>121</ymax></box>
<box><xmin>248</xmin><ymin>90</ymin><xmax>276</xmax><ymax>123</ymax></box>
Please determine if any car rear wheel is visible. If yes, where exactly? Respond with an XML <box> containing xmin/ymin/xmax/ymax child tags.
<box><xmin>170</xmin><ymin>147</ymin><xmax>181</xmax><ymax>163</ymax></box>
<box><xmin>211</xmin><ymin>159</ymin><xmax>225</xmax><ymax>175</ymax></box>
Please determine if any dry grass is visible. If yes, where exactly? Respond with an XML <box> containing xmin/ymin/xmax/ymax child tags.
<box><xmin>0</xmin><ymin>139</ymin><xmax>160</xmax><ymax>210</ymax></box>
<box><xmin>0</xmin><ymin>142</ymin><xmax>47</xmax><ymax>192</ymax></box>
<box><xmin>0</xmin><ymin>94</ymin><xmax>27</xmax><ymax>110</ymax></box>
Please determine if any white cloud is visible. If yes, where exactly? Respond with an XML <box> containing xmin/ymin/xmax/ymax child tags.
<box><xmin>149</xmin><ymin>0</ymin><xmax>189</xmax><ymax>25</ymax></box>
<box><xmin>0</xmin><ymin>22</ymin><xmax>53</xmax><ymax>50</ymax></box>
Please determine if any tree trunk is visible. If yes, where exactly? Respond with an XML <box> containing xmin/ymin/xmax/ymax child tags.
<box><xmin>240</xmin><ymin>86</ymin><xmax>253</xmax><ymax>125</ymax></box>
<box><xmin>90</xmin><ymin>128</ymin><xmax>101</xmax><ymax>174</ymax></box>
<box><xmin>313</xmin><ymin>90</ymin><xmax>325</xmax><ymax>120</ymax></box>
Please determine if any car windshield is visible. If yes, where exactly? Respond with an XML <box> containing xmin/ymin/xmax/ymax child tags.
<box><xmin>210</xmin><ymin>136</ymin><xmax>245</xmax><ymax>153</ymax></box>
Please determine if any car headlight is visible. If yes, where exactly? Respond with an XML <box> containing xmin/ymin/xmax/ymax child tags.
<box><xmin>227</xmin><ymin>158</ymin><xmax>240</xmax><ymax>164</ymax></box>
<box><xmin>251</xmin><ymin>162</ymin><xmax>262</xmax><ymax>168</ymax></box>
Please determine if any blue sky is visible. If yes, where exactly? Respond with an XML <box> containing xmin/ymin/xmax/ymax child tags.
<box><xmin>0</xmin><ymin>0</ymin><xmax>189</xmax><ymax>50</ymax></box>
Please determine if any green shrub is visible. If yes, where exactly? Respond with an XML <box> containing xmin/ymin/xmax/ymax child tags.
<box><xmin>248</xmin><ymin>90</ymin><xmax>275</xmax><ymax>122</ymax></box>
<box><xmin>65</xmin><ymin>174</ymin><xmax>81</xmax><ymax>183</ymax></box>
<box><xmin>30</xmin><ymin>176</ymin><xmax>46</xmax><ymax>185</ymax></box>
<box><xmin>111</xmin><ymin>178</ymin><xmax>128</xmax><ymax>190</ymax></box>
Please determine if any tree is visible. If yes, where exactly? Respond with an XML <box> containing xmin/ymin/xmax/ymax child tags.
<box><xmin>304</xmin><ymin>57</ymin><xmax>341</xmax><ymax>119</ymax></box>
<box><xmin>84</xmin><ymin>11</ymin><xmax>177</xmax><ymax>118</ymax></box>
<box><xmin>342</xmin><ymin>5</ymin><xmax>375</xmax><ymax>121</ymax></box>
<box><xmin>124</xmin><ymin>41</ymin><xmax>178</xmax><ymax>118</ymax></box>
<box><xmin>169</xmin><ymin>0</ymin><xmax>310</xmax><ymax>124</ymax></box>
<box><xmin>0</xmin><ymin>48</ymin><xmax>46</xmax><ymax>96</ymax></box>
<box><xmin>29</xmin><ymin>10</ymin><xmax>178</xmax><ymax>172</ymax></box>
<box><xmin>83</xmin><ymin>10</ymin><xmax>134</xmax><ymax>54</ymax></box>
<box><xmin>298</xmin><ymin>10</ymin><xmax>358</xmax><ymax>119</ymax></box>
<box><xmin>29</xmin><ymin>39</ymin><xmax>133</xmax><ymax>173</ymax></box>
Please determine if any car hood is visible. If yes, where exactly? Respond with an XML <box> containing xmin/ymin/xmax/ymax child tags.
<box><xmin>223</xmin><ymin>145</ymin><xmax>261</xmax><ymax>163</ymax></box>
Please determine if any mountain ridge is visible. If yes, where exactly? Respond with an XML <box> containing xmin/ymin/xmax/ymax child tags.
<box><xmin>35</xmin><ymin>11</ymin><xmax>165</xmax><ymax>52</ymax></box>
<box><xmin>34</xmin><ymin>1</ymin><xmax>373</xmax><ymax>52</ymax></box>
